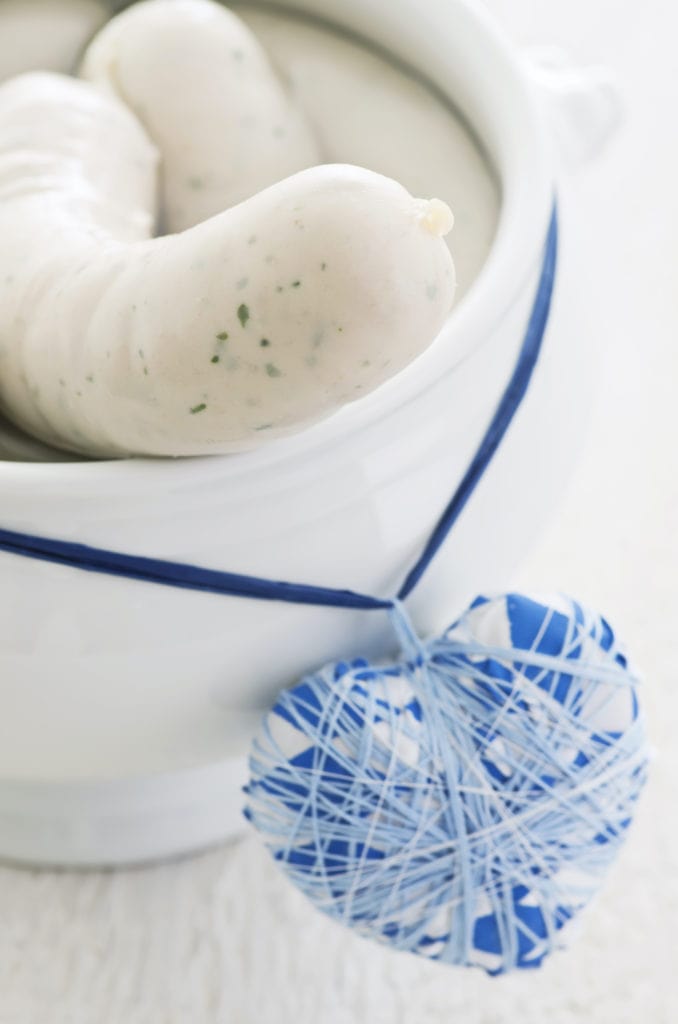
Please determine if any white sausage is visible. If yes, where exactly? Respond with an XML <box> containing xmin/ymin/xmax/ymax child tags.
<box><xmin>0</xmin><ymin>73</ymin><xmax>455</xmax><ymax>458</ymax></box>
<box><xmin>80</xmin><ymin>0</ymin><xmax>320</xmax><ymax>232</ymax></box>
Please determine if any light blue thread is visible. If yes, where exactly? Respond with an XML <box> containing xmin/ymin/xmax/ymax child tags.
<box><xmin>246</xmin><ymin>593</ymin><xmax>648</xmax><ymax>974</ymax></box>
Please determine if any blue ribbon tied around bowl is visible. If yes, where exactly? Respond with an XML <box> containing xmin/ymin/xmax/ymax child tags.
<box><xmin>0</xmin><ymin>205</ymin><xmax>649</xmax><ymax>973</ymax></box>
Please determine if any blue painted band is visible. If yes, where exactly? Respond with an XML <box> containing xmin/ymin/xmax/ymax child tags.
<box><xmin>0</xmin><ymin>204</ymin><xmax>558</xmax><ymax>610</ymax></box>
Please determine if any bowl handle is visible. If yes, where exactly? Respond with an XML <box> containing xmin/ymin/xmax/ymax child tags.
<box><xmin>525</xmin><ymin>46</ymin><xmax>624</xmax><ymax>169</ymax></box>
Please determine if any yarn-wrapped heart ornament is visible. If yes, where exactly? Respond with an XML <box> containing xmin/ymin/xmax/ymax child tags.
<box><xmin>245</xmin><ymin>592</ymin><xmax>648</xmax><ymax>974</ymax></box>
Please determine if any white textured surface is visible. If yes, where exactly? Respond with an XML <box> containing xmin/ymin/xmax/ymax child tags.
<box><xmin>1</xmin><ymin>1</ymin><xmax>677</xmax><ymax>1021</ymax></box>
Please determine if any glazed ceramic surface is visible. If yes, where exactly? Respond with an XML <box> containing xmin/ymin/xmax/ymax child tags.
<box><xmin>0</xmin><ymin>0</ymin><xmax>620</xmax><ymax>865</ymax></box>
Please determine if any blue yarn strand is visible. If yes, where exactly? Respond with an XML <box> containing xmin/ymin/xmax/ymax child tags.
<box><xmin>0</xmin><ymin>528</ymin><xmax>390</xmax><ymax>611</ymax></box>
<box><xmin>398</xmin><ymin>204</ymin><xmax>558</xmax><ymax>601</ymax></box>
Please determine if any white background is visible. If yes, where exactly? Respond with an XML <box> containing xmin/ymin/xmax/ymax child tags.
<box><xmin>0</xmin><ymin>1</ymin><xmax>676</xmax><ymax>1021</ymax></box>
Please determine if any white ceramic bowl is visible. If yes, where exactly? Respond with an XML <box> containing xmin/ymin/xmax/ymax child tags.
<box><xmin>0</xmin><ymin>0</ymin><xmax>621</xmax><ymax>866</ymax></box>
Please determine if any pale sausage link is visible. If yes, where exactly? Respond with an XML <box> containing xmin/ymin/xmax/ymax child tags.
<box><xmin>80</xmin><ymin>0</ymin><xmax>320</xmax><ymax>232</ymax></box>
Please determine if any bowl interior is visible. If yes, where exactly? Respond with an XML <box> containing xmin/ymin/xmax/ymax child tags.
<box><xmin>0</xmin><ymin>0</ymin><xmax>552</xmax><ymax>487</ymax></box>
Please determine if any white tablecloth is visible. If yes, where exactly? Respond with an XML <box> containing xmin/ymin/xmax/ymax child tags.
<box><xmin>1</xmin><ymin>1</ymin><xmax>676</xmax><ymax>1021</ymax></box>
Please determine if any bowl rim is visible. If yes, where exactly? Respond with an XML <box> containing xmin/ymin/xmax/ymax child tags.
<box><xmin>0</xmin><ymin>0</ymin><xmax>554</xmax><ymax>498</ymax></box>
